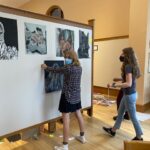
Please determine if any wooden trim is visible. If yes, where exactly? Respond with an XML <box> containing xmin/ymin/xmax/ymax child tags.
<box><xmin>93</xmin><ymin>86</ymin><xmax>119</xmax><ymax>97</ymax></box>
<box><xmin>136</xmin><ymin>102</ymin><xmax>150</xmax><ymax>112</ymax></box>
<box><xmin>88</xmin><ymin>19</ymin><xmax>95</xmax><ymax>117</ymax></box>
<box><xmin>0</xmin><ymin>5</ymin><xmax>92</xmax><ymax>29</ymax></box>
<box><xmin>94</xmin><ymin>35</ymin><xmax>129</xmax><ymax>42</ymax></box>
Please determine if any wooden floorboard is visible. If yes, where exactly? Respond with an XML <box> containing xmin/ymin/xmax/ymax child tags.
<box><xmin>0</xmin><ymin>104</ymin><xmax>150</xmax><ymax>150</ymax></box>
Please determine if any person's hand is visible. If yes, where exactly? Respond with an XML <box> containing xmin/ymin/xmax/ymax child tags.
<box><xmin>41</xmin><ymin>64</ymin><xmax>47</xmax><ymax>69</ymax></box>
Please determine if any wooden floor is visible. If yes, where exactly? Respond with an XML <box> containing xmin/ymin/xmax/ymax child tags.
<box><xmin>0</xmin><ymin>104</ymin><xmax>150</xmax><ymax>150</ymax></box>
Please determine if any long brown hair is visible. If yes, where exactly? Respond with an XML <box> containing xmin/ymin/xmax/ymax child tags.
<box><xmin>121</xmin><ymin>47</ymin><xmax>141</xmax><ymax>79</ymax></box>
<box><xmin>63</xmin><ymin>50</ymin><xmax>80</xmax><ymax>66</ymax></box>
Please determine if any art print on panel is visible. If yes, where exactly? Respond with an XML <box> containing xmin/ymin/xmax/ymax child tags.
<box><xmin>78</xmin><ymin>30</ymin><xmax>90</xmax><ymax>58</ymax></box>
<box><xmin>25</xmin><ymin>23</ymin><xmax>47</xmax><ymax>55</ymax></box>
<box><xmin>56</xmin><ymin>28</ymin><xmax>74</xmax><ymax>57</ymax></box>
<box><xmin>0</xmin><ymin>17</ymin><xmax>18</xmax><ymax>60</ymax></box>
<box><xmin>44</xmin><ymin>60</ymin><xmax>64</xmax><ymax>93</ymax></box>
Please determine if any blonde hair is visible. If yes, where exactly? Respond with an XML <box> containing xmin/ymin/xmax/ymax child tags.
<box><xmin>63</xmin><ymin>50</ymin><xmax>80</xmax><ymax>66</ymax></box>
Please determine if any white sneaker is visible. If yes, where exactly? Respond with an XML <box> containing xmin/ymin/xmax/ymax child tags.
<box><xmin>54</xmin><ymin>144</ymin><xmax>68</xmax><ymax>150</ymax></box>
<box><xmin>75</xmin><ymin>136</ymin><xmax>87</xmax><ymax>144</ymax></box>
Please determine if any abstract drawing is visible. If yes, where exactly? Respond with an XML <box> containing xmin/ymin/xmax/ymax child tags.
<box><xmin>25</xmin><ymin>22</ymin><xmax>47</xmax><ymax>54</ymax></box>
<box><xmin>0</xmin><ymin>17</ymin><xmax>18</xmax><ymax>60</ymax></box>
<box><xmin>56</xmin><ymin>28</ymin><xmax>74</xmax><ymax>57</ymax></box>
<box><xmin>78</xmin><ymin>30</ymin><xmax>90</xmax><ymax>58</ymax></box>
<box><xmin>44</xmin><ymin>60</ymin><xmax>64</xmax><ymax>93</ymax></box>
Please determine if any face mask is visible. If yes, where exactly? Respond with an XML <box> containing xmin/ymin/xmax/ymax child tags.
<box><xmin>65</xmin><ymin>58</ymin><xmax>72</xmax><ymax>65</ymax></box>
<box><xmin>119</xmin><ymin>55</ymin><xmax>125</xmax><ymax>62</ymax></box>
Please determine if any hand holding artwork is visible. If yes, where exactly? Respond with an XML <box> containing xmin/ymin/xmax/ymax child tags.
<box><xmin>41</xmin><ymin>64</ymin><xmax>47</xmax><ymax>69</ymax></box>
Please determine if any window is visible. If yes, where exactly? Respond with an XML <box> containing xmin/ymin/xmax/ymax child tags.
<box><xmin>46</xmin><ymin>5</ymin><xmax>64</xmax><ymax>19</ymax></box>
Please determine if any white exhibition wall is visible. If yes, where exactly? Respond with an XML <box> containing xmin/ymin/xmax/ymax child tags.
<box><xmin>0</xmin><ymin>11</ymin><xmax>92</xmax><ymax>136</ymax></box>
<box><xmin>94</xmin><ymin>38</ymin><xmax>129</xmax><ymax>88</ymax></box>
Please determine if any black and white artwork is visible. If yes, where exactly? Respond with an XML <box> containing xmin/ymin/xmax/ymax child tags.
<box><xmin>56</xmin><ymin>28</ymin><xmax>74</xmax><ymax>57</ymax></box>
<box><xmin>78</xmin><ymin>30</ymin><xmax>90</xmax><ymax>58</ymax></box>
<box><xmin>44</xmin><ymin>60</ymin><xmax>64</xmax><ymax>93</ymax></box>
<box><xmin>25</xmin><ymin>23</ymin><xmax>47</xmax><ymax>55</ymax></box>
<box><xmin>0</xmin><ymin>17</ymin><xmax>18</xmax><ymax>60</ymax></box>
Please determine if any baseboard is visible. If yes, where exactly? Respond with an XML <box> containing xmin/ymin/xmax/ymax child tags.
<box><xmin>136</xmin><ymin>102</ymin><xmax>150</xmax><ymax>112</ymax></box>
<box><xmin>93</xmin><ymin>86</ymin><xmax>119</xmax><ymax>97</ymax></box>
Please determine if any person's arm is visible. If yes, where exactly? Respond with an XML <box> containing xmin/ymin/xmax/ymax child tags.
<box><xmin>113</xmin><ymin>73</ymin><xmax>132</xmax><ymax>88</ymax></box>
<box><xmin>107</xmin><ymin>78</ymin><xmax>122</xmax><ymax>88</ymax></box>
<box><xmin>41</xmin><ymin>64</ymin><xmax>65</xmax><ymax>73</ymax></box>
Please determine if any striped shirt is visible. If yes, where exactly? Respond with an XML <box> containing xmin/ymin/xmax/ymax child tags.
<box><xmin>46</xmin><ymin>64</ymin><xmax>82</xmax><ymax>104</ymax></box>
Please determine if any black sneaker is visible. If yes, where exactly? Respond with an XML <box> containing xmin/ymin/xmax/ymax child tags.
<box><xmin>132</xmin><ymin>136</ymin><xmax>143</xmax><ymax>141</ymax></box>
<box><xmin>124</xmin><ymin>113</ymin><xmax>130</xmax><ymax>120</ymax></box>
<box><xmin>113</xmin><ymin>115</ymin><xmax>130</xmax><ymax>121</ymax></box>
<box><xmin>103</xmin><ymin>127</ymin><xmax>116</xmax><ymax>137</ymax></box>
<box><xmin>124</xmin><ymin>116</ymin><xmax>130</xmax><ymax>120</ymax></box>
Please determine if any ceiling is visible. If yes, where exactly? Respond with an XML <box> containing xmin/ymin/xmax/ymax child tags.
<box><xmin>0</xmin><ymin>0</ymin><xmax>31</xmax><ymax>8</ymax></box>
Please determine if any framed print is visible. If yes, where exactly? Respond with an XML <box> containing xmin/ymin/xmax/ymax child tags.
<box><xmin>44</xmin><ymin>60</ymin><xmax>64</xmax><ymax>93</ymax></box>
<box><xmin>78</xmin><ymin>30</ymin><xmax>90</xmax><ymax>58</ymax></box>
<box><xmin>0</xmin><ymin>17</ymin><xmax>18</xmax><ymax>60</ymax></box>
<box><xmin>56</xmin><ymin>28</ymin><xmax>74</xmax><ymax>57</ymax></box>
<box><xmin>25</xmin><ymin>22</ymin><xmax>47</xmax><ymax>55</ymax></box>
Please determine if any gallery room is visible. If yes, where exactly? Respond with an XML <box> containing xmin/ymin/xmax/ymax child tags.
<box><xmin>0</xmin><ymin>0</ymin><xmax>150</xmax><ymax>150</ymax></box>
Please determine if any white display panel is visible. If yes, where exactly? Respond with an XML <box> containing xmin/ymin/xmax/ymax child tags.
<box><xmin>0</xmin><ymin>11</ymin><xmax>92</xmax><ymax>136</ymax></box>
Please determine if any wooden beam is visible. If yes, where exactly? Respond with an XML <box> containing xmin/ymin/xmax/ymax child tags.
<box><xmin>94</xmin><ymin>35</ymin><xmax>129</xmax><ymax>42</ymax></box>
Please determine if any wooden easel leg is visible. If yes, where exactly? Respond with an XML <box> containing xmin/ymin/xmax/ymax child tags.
<box><xmin>87</xmin><ymin>107</ymin><xmax>93</xmax><ymax>117</ymax></box>
<box><xmin>48</xmin><ymin>121</ymin><xmax>56</xmax><ymax>133</ymax></box>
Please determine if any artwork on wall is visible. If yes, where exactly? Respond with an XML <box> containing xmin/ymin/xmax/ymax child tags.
<box><xmin>56</xmin><ymin>28</ymin><xmax>74</xmax><ymax>57</ymax></box>
<box><xmin>25</xmin><ymin>22</ymin><xmax>47</xmax><ymax>55</ymax></box>
<box><xmin>44</xmin><ymin>60</ymin><xmax>64</xmax><ymax>93</ymax></box>
<box><xmin>0</xmin><ymin>17</ymin><xmax>18</xmax><ymax>60</ymax></box>
<box><xmin>78</xmin><ymin>30</ymin><xmax>90</xmax><ymax>58</ymax></box>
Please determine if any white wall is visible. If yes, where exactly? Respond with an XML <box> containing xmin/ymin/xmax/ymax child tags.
<box><xmin>94</xmin><ymin>38</ymin><xmax>129</xmax><ymax>87</ymax></box>
<box><xmin>129</xmin><ymin>0</ymin><xmax>148</xmax><ymax>105</ymax></box>
<box><xmin>20</xmin><ymin>0</ymin><xmax>130</xmax><ymax>39</ymax></box>
<box><xmin>144</xmin><ymin>0</ymin><xmax>150</xmax><ymax>104</ymax></box>
<box><xmin>0</xmin><ymin>11</ymin><xmax>92</xmax><ymax>136</ymax></box>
